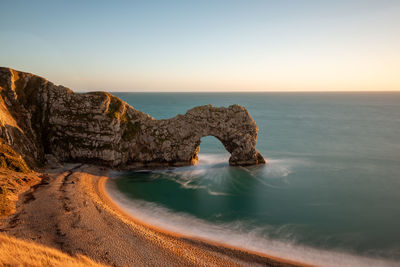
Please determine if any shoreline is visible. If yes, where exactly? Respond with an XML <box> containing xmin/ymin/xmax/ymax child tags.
<box><xmin>0</xmin><ymin>164</ymin><xmax>305</xmax><ymax>267</ymax></box>
<box><xmin>1</xmin><ymin>164</ymin><xmax>396</xmax><ymax>266</ymax></box>
<box><xmin>98</xmin><ymin>168</ymin><xmax>399</xmax><ymax>267</ymax></box>
<box><xmin>96</xmin><ymin>175</ymin><xmax>307</xmax><ymax>267</ymax></box>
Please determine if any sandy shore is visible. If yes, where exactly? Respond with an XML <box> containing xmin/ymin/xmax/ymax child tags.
<box><xmin>0</xmin><ymin>164</ymin><xmax>306</xmax><ymax>267</ymax></box>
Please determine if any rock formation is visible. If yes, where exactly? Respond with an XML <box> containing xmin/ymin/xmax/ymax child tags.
<box><xmin>0</xmin><ymin>67</ymin><xmax>265</xmax><ymax>170</ymax></box>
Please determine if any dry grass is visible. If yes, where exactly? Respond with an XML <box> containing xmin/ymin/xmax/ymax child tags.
<box><xmin>0</xmin><ymin>233</ymin><xmax>108</xmax><ymax>267</ymax></box>
<box><xmin>0</xmin><ymin>141</ymin><xmax>41</xmax><ymax>216</ymax></box>
<box><xmin>0</xmin><ymin>142</ymin><xmax>30</xmax><ymax>173</ymax></box>
<box><xmin>0</xmin><ymin>169</ymin><xmax>41</xmax><ymax>216</ymax></box>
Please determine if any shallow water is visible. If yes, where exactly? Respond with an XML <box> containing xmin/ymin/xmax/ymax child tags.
<box><xmin>109</xmin><ymin>92</ymin><xmax>400</xmax><ymax>266</ymax></box>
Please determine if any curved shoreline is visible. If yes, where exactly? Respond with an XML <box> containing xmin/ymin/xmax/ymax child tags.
<box><xmin>2</xmin><ymin>164</ymin><xmax>306</xmax><ymax>266</ymax></box>
<box><xmin>97</xmin><ymin>170</ymin><xmax>399</xmax><ymax>267</ymax></box>
<box><xmin>1</xmin><ymin>164</ymin><xmax>396</xmax><ymax>266</ymax></box>
<box><xmin>96</xmin><ymin>175</ymin><xmax>307</xmax><ymax>266</ymax></box>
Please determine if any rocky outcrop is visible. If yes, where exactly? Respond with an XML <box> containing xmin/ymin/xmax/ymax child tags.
<box><xmin>0</xmin><ymin>67</ymin><xmax>265</xmax><ymax>169</ymax></box>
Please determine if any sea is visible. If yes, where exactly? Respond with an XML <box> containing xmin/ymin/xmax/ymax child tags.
<box><xmin>106</xmin><ymin>92</ymin><xmax>400</xmax><ymax>266</ymax></box>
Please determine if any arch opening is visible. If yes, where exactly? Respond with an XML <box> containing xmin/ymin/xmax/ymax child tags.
<box><xmin>196</xmin><ymin>136</ymin><xmax>231</xmax><ymax>166</ymax></box>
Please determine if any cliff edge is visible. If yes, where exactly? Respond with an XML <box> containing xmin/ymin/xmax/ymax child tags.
<box><xmin>0</xmin><ymin>67</ymin><xmax>265</xmax><ymax>170</ymax></box>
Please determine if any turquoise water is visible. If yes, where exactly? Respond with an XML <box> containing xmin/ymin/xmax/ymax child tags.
<box><xmin>109</xmin><ymin>92</ymin><xmax>400</xmax><ymax>266</ymax></box>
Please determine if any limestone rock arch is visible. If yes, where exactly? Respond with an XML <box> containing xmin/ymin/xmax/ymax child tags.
<box><xmin>133</xmin><ymin>105</ymin><xmax>265</xmax><ymax>167</ymax></box>
<box><xmin>0</xmin><ymin>67</ymin><xmax>265</xmax><ymax>169</ymax></box>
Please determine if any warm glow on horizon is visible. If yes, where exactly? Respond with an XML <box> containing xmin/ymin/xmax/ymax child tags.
<box><xmin>1</xmin><ymin>1</ymin><xmax>399</xmax><ymax>92</ymax></box>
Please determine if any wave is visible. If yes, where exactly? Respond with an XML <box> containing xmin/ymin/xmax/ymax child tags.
<box><xmin>198</xmin><ymin>153</ymin><xmax>230</xmax><ymax>166</ymax></box>
<box><xmin>105</xmin><ymin>181</ymin><xmax>397</xmax><ymax>267</ymax></box>
<box><xmin>148</xmin><ymin>154</ymin><xmax>303</xmax><ymax>196</ymax></box>
<box><xmin>151</xmin><ymin>153</ymin><xmax>232</xmax><ymax>195</ymax></box>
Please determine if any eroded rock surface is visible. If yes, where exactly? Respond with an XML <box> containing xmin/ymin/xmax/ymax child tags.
<box><xmin>0</xmin><ymin>67</ymin><xmax>265</xmax><ymax>169</ymax></box>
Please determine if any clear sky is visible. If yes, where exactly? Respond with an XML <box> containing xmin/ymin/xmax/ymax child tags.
<box><xmin>1</xmin><ymin>0</ymin><xmax>399</xmax><ymax>92</ymax></box>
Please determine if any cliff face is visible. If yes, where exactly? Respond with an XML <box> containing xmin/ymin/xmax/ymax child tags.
<box><xmin>0</xmin><ymin>67</ymin><xmax>265</xmax><ymax>169</ymax></box>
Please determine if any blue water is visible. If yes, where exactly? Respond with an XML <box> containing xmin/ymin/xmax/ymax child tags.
<box><xmin>109</xmin><ymin>92</ymin><xmax>400</xmax><ymax>266</ymax></box>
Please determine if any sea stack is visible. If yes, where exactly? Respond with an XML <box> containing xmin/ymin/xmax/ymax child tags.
<box><xmin>0</xmin><ymin>67</ymin><xmax>265</xmax><ymax>170</ymax></box>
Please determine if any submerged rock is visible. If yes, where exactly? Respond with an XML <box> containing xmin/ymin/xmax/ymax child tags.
<box><xmin>0</xmin><ymin>67</ymin><xmax>265</xmax><ymax>169</ymax></box>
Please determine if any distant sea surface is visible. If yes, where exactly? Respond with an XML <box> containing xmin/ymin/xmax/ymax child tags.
<box><xmin>107</xmin><ymin>92</ymin><xmax>400</xmax><ymax>266</ymax></box>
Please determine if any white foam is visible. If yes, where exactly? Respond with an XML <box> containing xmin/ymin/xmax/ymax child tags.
<box><xmin>151</xmin><ymin>153</ymin><xmax>232</xmax><ymax>196</ymax></box>
<box><xmin>105</xmin><ymin>180</ymin><xmax>398</xmax><ymax>267</ymax></box>
<box><xmin>198</xmin><ymin>153</ymin><xmax>230</xmax><ymax>165</ymax></box>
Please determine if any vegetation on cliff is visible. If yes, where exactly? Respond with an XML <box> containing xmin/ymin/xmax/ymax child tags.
<box><xmin>0</xmin><ymin>141</ymin><xmax>41</xmax><ymax>216</ymax></box>
<box><xmin>0</xmin><ymin>142</ymin><xmax>30</xmax><ymax>173</ymax></box>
